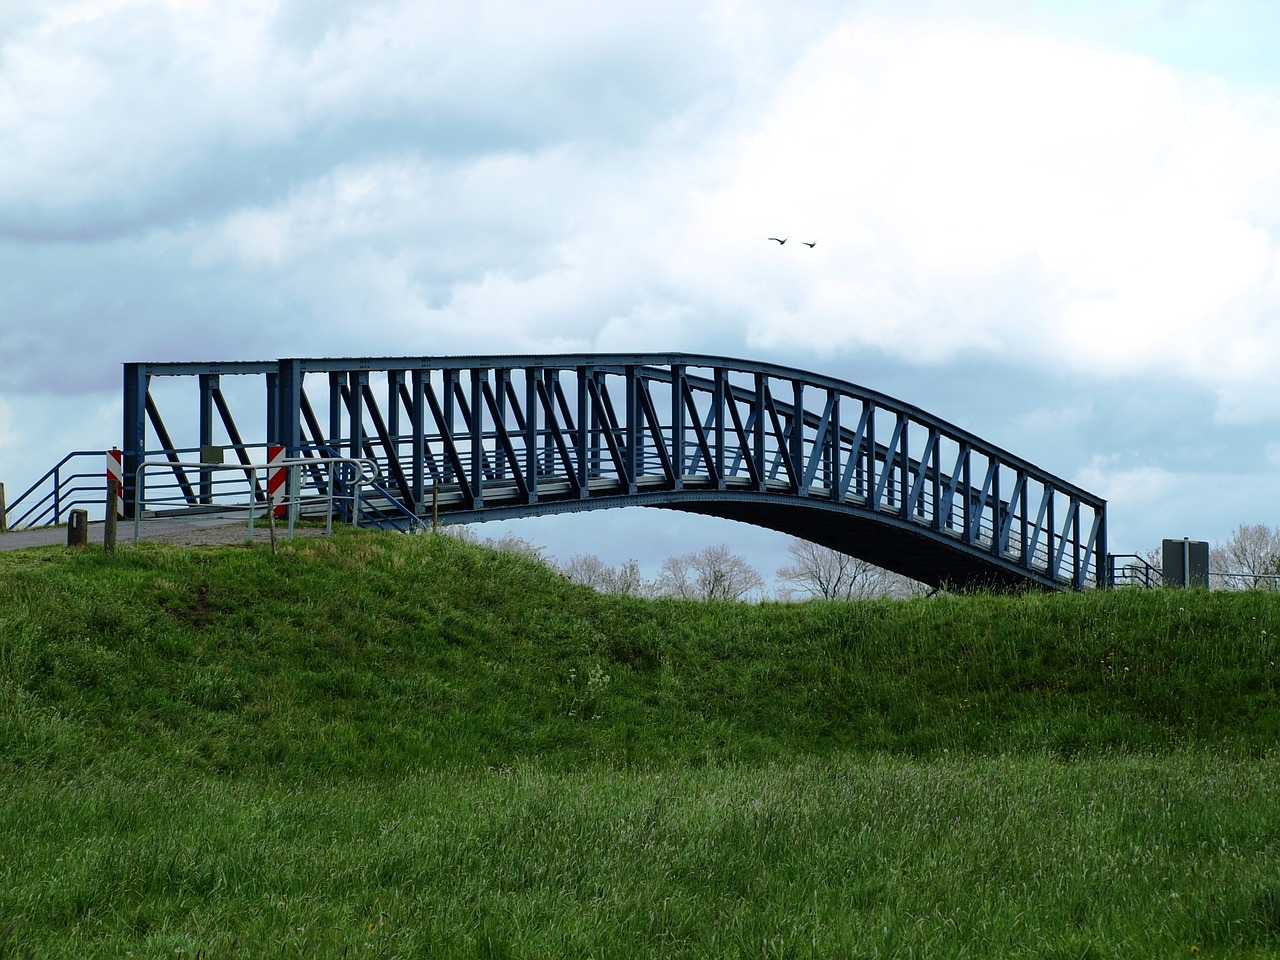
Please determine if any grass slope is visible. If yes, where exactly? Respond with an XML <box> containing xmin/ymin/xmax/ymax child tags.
<box><xmin>3</xmin><ymin>528</ymin><xmax>1279</xmax><ymax>773</ymax></box>
<box><xmin>1</xmin><ymin>529</ymin><xmax>1279</xmax><ymax>957</ymax></box>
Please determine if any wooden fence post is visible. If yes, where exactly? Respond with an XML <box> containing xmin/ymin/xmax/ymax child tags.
<box><xmin>104</xmin><ymin>484</ymin><xmax>118</xmax><ymax>555</ymax></box>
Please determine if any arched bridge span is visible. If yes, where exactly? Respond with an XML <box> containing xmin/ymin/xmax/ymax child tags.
<box><xmin>122</xmin><ymin>354</ymin><xmax>1107</xmax><ymax>590</ymax></box>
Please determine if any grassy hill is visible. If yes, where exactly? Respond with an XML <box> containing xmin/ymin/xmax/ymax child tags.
<box><xmin>2</xmin><ymin>529</ymin><xmax>1279</xmax><ymax>957</ymax></box>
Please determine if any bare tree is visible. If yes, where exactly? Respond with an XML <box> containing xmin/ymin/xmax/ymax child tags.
<box><xmin>776</xmin><ymin>538</ymin><xmax>924</xmax><ymax>600</ymax></box>
<box><xmin>559</xmin><ymin>554</ymin><xmax>653</xmax><ymax>597</ymax></box>
<box><xmin>1210</xmin><ymin>523</ymin><xmax>1280</xmax><ymax>591</ymax></box>
<box><xmin>655</xmin><ymin>544</ymin><xmax>764</xmax><ymax>602</ymax></box>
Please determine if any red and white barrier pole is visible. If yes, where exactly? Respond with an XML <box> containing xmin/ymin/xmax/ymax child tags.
<box><xmin>106</xmin><ymin>447</ymin><xmax>125</xmax><ymax>518</ymax></box>
<box><xmin>267</xmin><ymin>444</ymin><xmax>287</xmax><ymax>518</ymax></box>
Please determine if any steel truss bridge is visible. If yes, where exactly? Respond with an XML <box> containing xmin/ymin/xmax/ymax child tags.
<box><xmin>6</xmin><ymin>354</ymin><xmax>1108</xmax><ymax>589</ymax></box>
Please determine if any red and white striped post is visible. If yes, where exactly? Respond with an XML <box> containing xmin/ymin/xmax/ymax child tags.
<box><xmin>266</xmin><ymin>444</ymin><xmax>288</xmax><ymax>518</ymax></box>
<box><xmin>106</xmin><ymin>447</ymin><xmax>125</xmax><ymax>518</ymax></box>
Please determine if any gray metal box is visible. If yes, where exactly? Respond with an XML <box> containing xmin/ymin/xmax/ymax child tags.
<box><xmin>1162</xmin><ymin>538</ymin><xmax>1210</xmax><ymax>589</ymax></box>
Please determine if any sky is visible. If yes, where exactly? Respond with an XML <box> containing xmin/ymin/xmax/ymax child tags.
<box><xmin>3</xmin><ymin>0</ymin><xmax>1280</xmax><ymax>584</ymax></box>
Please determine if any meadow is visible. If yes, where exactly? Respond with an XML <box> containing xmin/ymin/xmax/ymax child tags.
<box><xmin>1</xmin><ymin>529</ymin><xmax>1278</xmax><ymax>957</ymax></box>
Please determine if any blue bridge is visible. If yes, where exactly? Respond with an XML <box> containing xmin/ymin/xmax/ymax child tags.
<box><xmin>7</xmin><ymin>354</ymin><xmax>1108</xmax><ymax>590</ymax></box>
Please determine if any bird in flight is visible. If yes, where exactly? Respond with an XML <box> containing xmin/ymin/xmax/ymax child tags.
<box><xmin>801</xmin><ymin>240</ymin><xmax>817</xmax><ymax>248</ymax></box>
<box><xmin>768</xmin><ymin>237</ymin><xmax>787</xmax><ymax>245</ymax></box>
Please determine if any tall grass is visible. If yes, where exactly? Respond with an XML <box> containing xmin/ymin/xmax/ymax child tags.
<box><xmin>1</xmin><ymin>530</ymin><xmax>1278</xmax><ymax>956</ymax></box>
<box><xmin>4</xmin><ymin>755</ymin><xmax>1279</xmax><ymax>957</ymax></box>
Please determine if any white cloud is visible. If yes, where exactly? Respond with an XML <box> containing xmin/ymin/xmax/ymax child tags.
<box><xmin>4</xmin><ymin>0</ymin><xmax>1280</xmax><ymax>558</ymax></box>
<box><xmin>691</xmin><ymin>20</ymin><xmax>1280</xmax><ymax>419</ymax></box>
<box><xmin>0</xmin><ymin>397</ymin><xmax>13</xmax><ymax>451</ymax></box>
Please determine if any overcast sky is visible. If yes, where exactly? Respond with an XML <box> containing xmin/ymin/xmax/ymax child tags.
<box><xmin>3</xmin><ymin>0</ymin><xmax>1280</xmax><ymax>582</ymax></box>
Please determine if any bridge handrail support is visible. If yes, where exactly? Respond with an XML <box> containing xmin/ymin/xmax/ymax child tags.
<box><xmin>133</xmin><ymin>456</ymin><xmax>380</xmax><ymax>545</ymax></box>
<box><xmin>1107</xmin><ymin>553</ymin><xmax>1160</xmax><ymax>589</ymax></box>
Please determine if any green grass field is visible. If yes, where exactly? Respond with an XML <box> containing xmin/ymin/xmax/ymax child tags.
<box><xmin>2</xmin><ymin>529</ymin><xmax>1278</xmax><ymax>957</ymax></box>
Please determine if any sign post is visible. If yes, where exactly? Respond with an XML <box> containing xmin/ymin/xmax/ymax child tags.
<box><xmin>105</xmin><ymin>448</ymin><xmax>124</xmax><ymax>555</ymax></box>
<box><xmin>106</xmin><ymin>448</ymin><xmax>125</xmax><ymax>517</ymax></box>
<box><xmin>266</xmin><ymin>445</ymin><xmax>286</xmax><ymax>553</ymax></box>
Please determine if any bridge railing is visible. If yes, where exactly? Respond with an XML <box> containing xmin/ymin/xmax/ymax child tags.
<box><xmin>1109</xmin><ymin>554</ymin><xmax>1160</xmax><ymax>589</ymax></box>
<box><xmin>4</xmin><ymin>450</ymin><xmax>108</xmax><ymax>529</ymax></box>
<box><xmin>111</xmin><ymin>354</ymin><xmax>1106</xmax><ymax>589</ymax></box>
<box><xmin>284</xmin><ymin>363</ymin><xmax>1101</xmax><ymax>587</ymax></box>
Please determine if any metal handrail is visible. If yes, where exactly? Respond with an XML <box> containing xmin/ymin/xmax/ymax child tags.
<box><xmin>133</xmin><ymin>456</ymin><xmax>380</xmax><ymax>544</ymax></box>
<box><xmin>4</xmin><ymin>450</ymin><xmax>108</xmax><ymax>529</ymax></box>
<box><xmin>1108</xmin><ymin>553</ymin><xmax>1160</xmax><ymax>589</ymax></box>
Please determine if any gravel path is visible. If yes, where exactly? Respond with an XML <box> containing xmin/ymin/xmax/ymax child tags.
<box><xmin>0</xmin><ymin>513</ymin><xmax>336</xmax><ymax>552</ymax></box>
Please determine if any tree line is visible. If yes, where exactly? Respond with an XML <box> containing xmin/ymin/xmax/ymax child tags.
<box><xmin>1205</xmin><ymin>522</ymin><xmax>1280</xmax><ymax>591</ymax></box>
<box><xmin>459</xmin><ymin>528</ymin><xmax>925</xmax><ymax>601</ymax></box>
<box><xmin>462</xmin><ymin>520</ymin><xmax>1280</xmax><ymax>600</ymax></box>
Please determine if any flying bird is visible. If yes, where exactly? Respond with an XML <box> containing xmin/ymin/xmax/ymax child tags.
<box><xmin>801</xmin><ymin>240</ymin><xmax>817</xmax><ymax>248</ymax></box>
<box><xmin>768</xmin><ymin>237</ymin><xmax>787</xmax><ymax>245</ymax></box>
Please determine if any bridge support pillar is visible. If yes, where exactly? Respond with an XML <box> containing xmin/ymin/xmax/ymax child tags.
<box><xmin>122</xmin><ymin>363</ymin><xmax>147</xmax><ymax>519</ymax></box>
<box><xmin>277</xmin><ymin>359</ymin><xmax>304</xmax><ymax>456</ymax></box>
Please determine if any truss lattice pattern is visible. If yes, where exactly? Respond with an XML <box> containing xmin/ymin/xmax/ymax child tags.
<box><xmin>122</xmin><ymin>354</ymin><xmax>1107</xmax><ymax>590</ymax></box>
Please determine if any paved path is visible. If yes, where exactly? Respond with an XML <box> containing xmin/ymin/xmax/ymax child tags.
<box><xmin>0</xmin><ymin>512</ymin><xmax>331</xmax><ymax>551</ymax></box>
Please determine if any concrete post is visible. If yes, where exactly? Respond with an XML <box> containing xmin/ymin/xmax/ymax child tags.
<box><xmin>67</xmin><ymin>509</ymin><xmax>89</xmax><ymax>547</ymax></box>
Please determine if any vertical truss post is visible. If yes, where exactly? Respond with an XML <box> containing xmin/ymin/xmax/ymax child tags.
<box><xmin>1072</xmin><ymin>501</ymin><xmax>1082</xmax><ymax>587</ymax></box>
<box><xmin>123</xmin><ymin>363</ymin><xmax>147</xmax><ymax>518</ymax></box>
<box><xmin>864</xmin><ymin>405</ymin><xmax>876</xmax><ymax>504</ymax></box>
<box><xmin>1096</xmin><ymin>507</ymin><xmax>1108</xmax><ymax>588</ymax></box>
<box><xmin>494</xmin><ymin>368</ymin><xmax>510</xmax><ymax>481</ymax></box>
<box><xmin>411</xmin><ymin>370</ymin><xmax>426</xmax><ymax>507</ymax></box>
<box><xmin>541</xmin><ymin>369</ymin><xmax>558</xmax><ymax>478</ymax></box>
<box><xmin>328</xmin><ymin>373</ymin><xmax>343</xmax><ymax>457</ymax></box>
<box><xmin>624</xmin><ymin>365</ymin><xmax>639</xmax><ymax>492</ymax></box>
<box><xmin>525</xmin><ymin>365</ymin><xmax>540</xmax><ymax>501</ymax></box>
<box><xmin>589</xmin><ymin>371</ymin><xmax>603</xmax><ymax>481</ymax></box>
<box><xmin>1019</xmin><ymin>472</ymin><xmax>1030</xmax><ymax>565</ymax></box>
<box><xmin>990</xmin><ymin>460</ymin><xmax>1001</xmax><ymax>555</ymax></box>
<box><xmin>826</xmin><ymin>390</ymin><xmax>840</xmax><ymax>499</ymax></box>
<box><xmin>930</xmin><ymin>432</ymin><xmax>942</xmax><ymax>531</ymax></box>
<box><xmin>671</xmin><ymin>363</ymin><xmax>686</xmax><ymax>490</ymax></box>
<box><xmin>897</xmin><ymin>416</ymin><xmax>909</xmax><ymax>517</ymax></box>
<box><xmin>443</xmin><ymin>369</ymin><xmax>459</xmax><ymax>484</ymax></box>
<box><xmin>388</xmin><ymin>369</ymin><xmax>406</xmax><ymax>493</ymax></box>
<box><xmin>266</xmin><ymin>370</ymin><xmax>280</xmax><ymax>447</ymax></box>
<box><xmin>347</xmin><ymin>371</ymin><xmax>367</xmax><ymax>462</ymax></box>
<box><xmin>276</xmin><ymin>359</ymin><xmax>303</xmax><ymax>513</ymax></box>
<box><xmin>388</xmin><ymin>370</ymin><xmax>403</xmax><ymax>449</ymax></box>
<box><xmin>790</xmin><ymin>379</ymin><xmax>805</xmax><ymax>496</ymax></box>
<box><xmin>470</xmin><ymin>369</ymin><xmax>485</xmax><ymax>507</ymax></box>
<box><xmin>199</xmin><ymin>373</ymin><xmax>217</xmax><ymax>504</ymax></box>
<box><xmin>753</xmin><ymin>373</ymin><xmax>766</xmax><ymax>492</ymax></box>
<box><xmin>277</xmin><ymin>360</ymin><xmax>303</xmax><ymax>455</ymax></box>
<box><xmin>1045</xmin><ymin>493</ymin><xmax>1057</xmax><ymax>579</ymax></box>
<box><xmin>713</xmin><ymin>367</ymin><xmax>726</xmax><ymax>490</ymax></box>
<box><xmin>576</xmin><ymin>366</ymin><xmax>590</xmax><ymax>495</ymax></box>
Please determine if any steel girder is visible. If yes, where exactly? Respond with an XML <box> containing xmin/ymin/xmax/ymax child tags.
<box><xmin>122</xmin><ymin>354</ymin><xmax>1108</xmax><ymax>590</ymax></box>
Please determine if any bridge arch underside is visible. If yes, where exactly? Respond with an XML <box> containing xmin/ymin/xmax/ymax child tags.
<box><xmin>658</xmin><ymin>496</ymin><xmax>1043</xmax><ymax>591</ymax></box>
<box><xmin>442</xmin><ymin>491</ymin><xmax>1065</xmax><ymax>592</ymax></box>
<box><xmin>122</xmin><ymin>353</ymin><xmax>1106</xmax><ymax>591</ymax></box>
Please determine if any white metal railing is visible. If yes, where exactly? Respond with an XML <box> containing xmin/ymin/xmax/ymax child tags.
<box><xmin>132</xmin><ymin>456</ymin><xmax>381</xmax><ymax>544</ymax></box>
